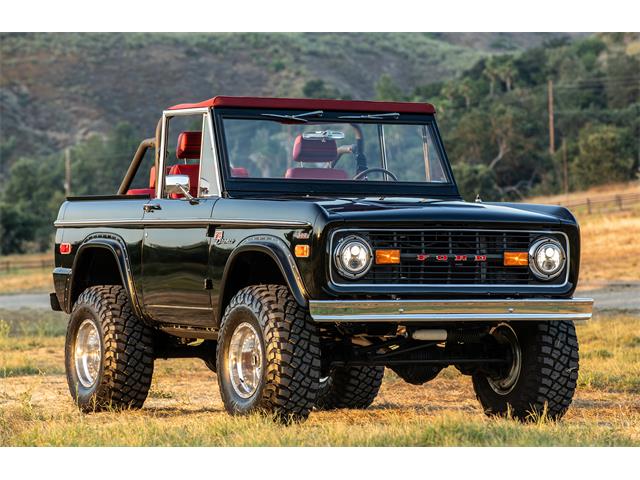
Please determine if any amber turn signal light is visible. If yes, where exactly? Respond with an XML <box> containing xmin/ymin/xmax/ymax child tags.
<box><xmin>503</xmin><ymin>251</ymin><xmax>528</xmax><ymax>266</ymax></box>
<box><xmin>294</xmin><ymin>244</ymin><xmax>310</xmax><ymax>258</ymax></box>
<box><xmin>375</xmin><ymin>249</ymin><xmax>401</xmax><ymax>265</ymax></box>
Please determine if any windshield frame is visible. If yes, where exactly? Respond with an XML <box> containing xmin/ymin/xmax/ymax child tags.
<box><xmin>213</xmin><ymin>107</ymin><xmax>460</xmax><ymax>199</ymax></box>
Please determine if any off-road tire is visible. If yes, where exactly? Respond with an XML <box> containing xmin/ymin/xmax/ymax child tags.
<box><xmin>216</xmin><ymin>285</ymin><xmax>321</xmax><ymax>422</ymax></box>
<box><xmin>65</xmin><ymin>285</ymin><xmax>154</xmax><ymax>412</ymax></box>
<box><xmin>315</xmin><ymin>365</ymin><xmax>384</xmax><ymax>410</ymax></box>
<box><xmin>472</xmin><ymin>321</ymin><xmax>579</xmax><ymax>421</ymax></box>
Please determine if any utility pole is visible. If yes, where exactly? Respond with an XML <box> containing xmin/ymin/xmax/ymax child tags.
<box><xmin>562</xmin><ymin>139</ymin><xmax>569</xmax><ymax>194</ymax></box>
<box><xmin>64</xmin><ymin>148</ymin><xmax>71</xmax><ymax>197</ymax></box>
<box><xmin>547</xmin><ymin>79</ymin><xmax>555</xmax><ymax>156</ymax></box>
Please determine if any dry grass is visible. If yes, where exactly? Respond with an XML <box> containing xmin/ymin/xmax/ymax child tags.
<box><xmin>0</xmin><ymin>271</ymin><xmax>53</xmax><ymax>294</ymax></box>
<box><xmin>0</xmin><ymin>311</ymin><xmax>638</xmax><ymax>446</ymax></box>
<box><xmin>0</xmin><ymin>252</ymin><xmax>53</xmax><ymax>294</ymax></box>
<box><xmin>579</xmin><ymin>209</ymin><xmax>640</xmax><ymax>283</ymax></box>
<box><xmin>527</xmin><ymin>181</ymin><xmax>639</xmax><ymax>206</ymax></box>
<box><xmin>527</xmin><ymin>182</ymin><xmax>640</xmax><ymax>284</ymax></box>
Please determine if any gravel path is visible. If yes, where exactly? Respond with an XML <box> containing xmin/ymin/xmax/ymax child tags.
<box><xmin>1</xmin><ymin>282</ymin><xmax>639</xmax><ymax>311</ymax></box>
<box><xmin>0</xmin><ymin>292</ymin><xmax>51</xmax><ymax>310</ymax></box>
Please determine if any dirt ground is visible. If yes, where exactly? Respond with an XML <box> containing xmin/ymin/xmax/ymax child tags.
<box><xmin>1</xmin><ymin>312</ymin><xmax>639</xmax><ymax>447</ymax></box>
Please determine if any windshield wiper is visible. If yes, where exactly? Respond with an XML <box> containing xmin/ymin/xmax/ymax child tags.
<box><xmin>338</xmin><ymin>112</ymin><xmax>400</xmax><ymax>120</ymax></box>
<box><xmin>261</xmin><ymin>110</ymin><xmax>324</xmax><ymax>123</ymax></box>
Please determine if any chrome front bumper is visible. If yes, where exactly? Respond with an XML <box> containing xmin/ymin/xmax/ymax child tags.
<box><xmin>308</xmin><ymin>298</ymin><xmax>594</xmax><ymax>323</ymax></box>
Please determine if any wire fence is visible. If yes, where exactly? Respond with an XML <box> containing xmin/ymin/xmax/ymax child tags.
<box><xmin>0</xmin><ymin>259</ymin><xmax>53</xmax><ymax>273</ymax></box>
<box><xmin>555</xmin><ymin>192</ymin><xmax>640</xmax><ymax>215</ymax></box>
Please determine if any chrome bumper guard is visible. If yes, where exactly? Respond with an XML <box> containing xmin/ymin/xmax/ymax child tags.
<box><xmin>309</xmin><ymin>298</ymin><xmax>594</xmax><ymax>323</ymax></box>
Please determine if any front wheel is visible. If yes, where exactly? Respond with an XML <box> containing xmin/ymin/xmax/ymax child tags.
<box><xmin>216</xmin><ymin>285</ymin><xmax>321</xmax><ymax>421</ymax></box>
<box><xmin>472</xmin><ymin>321</ymin><xmax>579</xmax><ymax>421</ymax></box>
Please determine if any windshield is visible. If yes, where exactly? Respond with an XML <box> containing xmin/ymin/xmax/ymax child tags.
<box><xmin>219</xmin><ymin>112</ymin><xmax>450</xmax><ymax>186</ymax></box>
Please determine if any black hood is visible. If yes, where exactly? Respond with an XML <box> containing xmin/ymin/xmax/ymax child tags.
<box><xmin>315</xmin><ymin>197</ymin><xmax>577</xmax><ymax>228</ymax></box>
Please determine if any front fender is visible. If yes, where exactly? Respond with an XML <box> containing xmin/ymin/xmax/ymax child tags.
<box><xmin>218</xmin><ymin>235</ymin><xmax>308</xmax><ymax>317</ymax></box>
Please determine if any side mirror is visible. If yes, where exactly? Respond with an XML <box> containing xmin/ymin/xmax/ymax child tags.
<box><xmin>165</xmin><ymin>174</ymin><xmax>192</xmax><ymax>199</ymax></box>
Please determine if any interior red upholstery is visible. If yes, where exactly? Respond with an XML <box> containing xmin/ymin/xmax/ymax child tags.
<box><xmin>287</xmin><ymin>135</ymin><xmax>348</xmax><ymax>180</ymax></box>
<box><xmin>149</xmin><ymin>165</ymin><xmax>157</xmax><ymax>189</ymax></box>
<box><xmin>285</xmin><ymin>167</ymin><xmax>350</xmax><ymax>180</ymax></box>
<box><xmin>168</xmin><ymin>164</ymin><xmax>199</xmax><ymax>198</ymax></box>
<box><xmin>126</xmin><ymin>165</ymin><xmax>158</xmax><ymax>197</ymax></box>
<box><xmin>126</xmin><ymin>188</ymin><xmax>154</xmax><ymax>196</ymax></box>
<box><xmin>292</xmin><ymin>136</ymin><xmax>338</xmax><ymax>163</ymax></box>
<box><xmin>176</xmin><ymin>131</ymin><xmax>202</xmax><ymax>159</ymax></box>
<box><xmin>231</xmin><ymin>167</ymin><xmax>249</xmax><ymax>177</ymax></box>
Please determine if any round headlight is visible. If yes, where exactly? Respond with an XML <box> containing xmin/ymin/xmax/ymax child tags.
<box><xmin>334</xmin><ymin>235</ymin><xmax>372</xmax><ymax>279</ymax></box>
<box><xmin>529</xmin><ymin>238</ymin><xmax>566</xmax><ymax>280</ymax></box>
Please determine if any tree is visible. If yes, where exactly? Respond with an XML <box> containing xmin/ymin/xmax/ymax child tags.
<box><xmin>302</xmin><ymin>80</ymin><xmax>347</xmax><ymax>99</ymax></box>
<box><xmin>375</xmin><ymin>74</ymin><xmax>405</xmax><ymax>101</ymax></box>
<box><xmin>452</xmin><ymin>162</ymin><xmax>500</xmax><ymax>202</ymax></box>
<box><xmin>483</xmin><ymin>57</ymin><xmax>499</xmax><ymax>97</ymax></box>
<box><xmin>497</xmin><ymin>57</ymin><xmax>517</xmax><ymax>92</ymax></box>
<box><xmin>571</xmin><ymin>124</ymin><xmax>635</xmax><ymax>189</ymax></box>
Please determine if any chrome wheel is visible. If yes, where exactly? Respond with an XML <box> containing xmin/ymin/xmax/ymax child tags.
<box><xmin>228</xmin><ymin>322</ymin><xmax>263</xmax><ymax>398</ymax></box>
<box><xmin>74</xmin><ymin>319</ymin><xmax>102</xmax><ymax>388</ymax></box>
<box><xmin>487</xmin><ymin>323</ymin><xmax>522</xmax><ymax>395</ymax></box>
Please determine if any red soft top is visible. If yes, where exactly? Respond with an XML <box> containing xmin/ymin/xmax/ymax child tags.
<box><xmin>168</xmin><ymin>96</ymin><xmax>436</xmax><ymax>114</ymax></box>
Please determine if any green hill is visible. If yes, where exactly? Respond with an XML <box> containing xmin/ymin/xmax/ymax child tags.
<box><xmin>0</xmin><ymin>32</ymin><xmax>574</xmax><ymax>169</ymax></box>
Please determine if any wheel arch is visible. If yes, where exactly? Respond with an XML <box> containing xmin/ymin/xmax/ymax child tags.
<box><xmin>68</xmin><ymin>234</ymin><xmax>143</xmax><ymax>317</ymax></box>
<box><xmin>217</xmin><ymin>235</ymin><xmax>308</xmax><ymax>324</ymax></box>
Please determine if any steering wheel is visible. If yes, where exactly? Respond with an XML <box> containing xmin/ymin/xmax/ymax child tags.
<box><xmin>352</xmin><ymin>167</ymin><xmax>398</xmax><ymax>181</ymax></box>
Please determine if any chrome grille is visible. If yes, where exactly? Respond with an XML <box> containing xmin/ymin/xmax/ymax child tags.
<box><xmin>330</xmin><ymin>229</ymin><xmax>568</xmax><ymax>286</ymax></box>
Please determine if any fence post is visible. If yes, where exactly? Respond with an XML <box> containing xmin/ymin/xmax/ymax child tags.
<box><xmin>616</xmin><ymin>195</ymin><xmax>622</xmax><ymax>211</ymax></box>
<box><xmin>587</xmin><ymin>198</ymin><xmax>592</xmax><ymax>214</ymax></box>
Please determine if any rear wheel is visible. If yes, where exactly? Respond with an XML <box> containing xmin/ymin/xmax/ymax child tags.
<box><xmin>315</xmin><ymin>365</ymin><xmax>384</xmax><ymax>410</ymax></box>
<box><xmin>216</xmin><ymin>285</ymin><xmax>321</xmax><ymax>422</ymax></box>
<box><xmin>472</xmin><ymin>321</ymin><xmax>579</xmax><ymax>421</ymax></box>
<box><xmin>65</xmin><ymin>285</ymin><xmax>154</xmax><ymax>412</ymax></box>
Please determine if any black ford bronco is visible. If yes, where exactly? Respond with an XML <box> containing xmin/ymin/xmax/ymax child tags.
<box><xmin>51</xmin><ymin>96</ymin><xmax>593</xmax><ymax>421</ymax></box>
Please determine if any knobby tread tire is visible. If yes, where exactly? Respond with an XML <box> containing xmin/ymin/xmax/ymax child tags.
<box><xmin>65</xmin><ymin>285</ymin><xmax>154</xmax><ymax>412</ymax></box>
<box><xmin>472</xmin><ymin>321</ymin><xmax>579</xmax><ymax>421</ymax></box>
<box><xmin>316</xmin><ymin>365</ymin><xmax>384</xmax><ymax>410</ymax></box>
<box><xmin>217</xmin><ymin>285</ymin><xmax>321</xmax><ymax>421</ymax></box>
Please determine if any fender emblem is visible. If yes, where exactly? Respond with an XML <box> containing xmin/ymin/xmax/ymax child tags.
<box><xmin>213</xmin><ymin>230</ymin><xmax>235</xmax><ymax>245</ymax></box>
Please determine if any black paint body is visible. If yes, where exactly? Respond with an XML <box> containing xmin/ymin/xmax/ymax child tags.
<box><xmin>52</xmin><ymin>109</ymin><xmax>582</xmax><ymax>335</ymax></box>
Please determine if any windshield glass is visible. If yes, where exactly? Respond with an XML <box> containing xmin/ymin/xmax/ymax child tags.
<box><xmin>220</xmin><ymin>113</ymin><xmax>449</xmax><ymax>184</ymax></box>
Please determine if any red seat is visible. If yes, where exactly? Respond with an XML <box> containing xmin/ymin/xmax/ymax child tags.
<box><xmin>231</xmin><ymin>167</ymin><xmax>250</xmax><ymax>177</ymax></box>
<box><xmin>168</xmin><ymin>131</ymin><xmax>202</xmax><ymax>198</ymax></box>
<box><xmin>285</xmin><ymin>135</ymin><xmax>348</xmax><ymax>180</ymax></box>
<box><xmin>168</xmin><ymin>164</ymin><xmax>199</xmax><ymax>198</ymax></box>
<box><xmin>126</xmin><ymin>165</ymin><xmax>158</xmax><ymax>197</ymax></box>
<box><xmin>126</xmin><ymin>188</ymin><xmax>154</xmax><ymax>196</ymax></box>
<box><xmin>176</xmin><ymin>131</ymin><xmax>202</xmax><ymax>159</ymax></box>
<box><xmin>285</xmin><ymin>167</ymin><xmax>349</xmax><ymax>180</ymax></box>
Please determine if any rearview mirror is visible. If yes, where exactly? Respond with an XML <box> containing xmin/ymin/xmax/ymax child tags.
<box><xmin>302</xmin><ymin>130</ymin><xmax>345</xmax><ymax>141</ymax></box>
<box><xmin>165</xmin><ymin>174</ymin><xmax>191</xmax><ymax>198</ymax></box>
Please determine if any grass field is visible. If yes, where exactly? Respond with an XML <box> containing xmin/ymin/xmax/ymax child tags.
<box><xmin>0</xmin><ymin>309</ymin><xmax>638</xmax><ymax>446</ymax></box>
